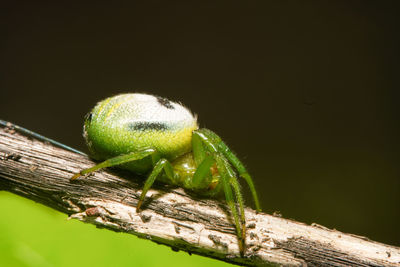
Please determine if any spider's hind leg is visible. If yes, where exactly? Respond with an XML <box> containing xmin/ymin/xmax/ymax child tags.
<box><xmin>70</xmin><ymin>147</ymin><xmax>176</xmax><ymax>212</ymax></box>
<box><xmin>136</xmin><ymin>157</ymin><xmax>176</xmax><ymax>211</ymax></box>
<box><xmin>71</xmin><ymin>148</ymin><xmax>157</xmax><ymax>180</ymax></box>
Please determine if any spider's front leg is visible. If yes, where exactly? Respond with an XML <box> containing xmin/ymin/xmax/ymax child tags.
<box><xmin>191</xmin><ymin>130</ymin><xmax>247</xmax><ymax>256</ymax></box>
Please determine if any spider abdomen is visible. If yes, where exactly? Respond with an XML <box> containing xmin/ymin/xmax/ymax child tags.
<box><xmin>83</xmin><ymin>93</ymin><xmax>198</xmax><ymax>173</ymax></box>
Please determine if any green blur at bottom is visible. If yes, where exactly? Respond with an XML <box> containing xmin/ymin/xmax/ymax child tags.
<box><xmin>0</xmin><ymin>192</ymin><xmax>231</xmax><ymax>267</ymax></box>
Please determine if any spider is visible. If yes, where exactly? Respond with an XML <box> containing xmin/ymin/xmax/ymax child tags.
<box><xmin>71</xmin><ymin>93</ymin><xmax>261</xmax><ymax>255</ymax></box>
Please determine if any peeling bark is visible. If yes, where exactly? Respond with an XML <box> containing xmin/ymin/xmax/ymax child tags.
<box><xmin>0</xmin><ymin>122</ymin><xmax>399</xmax><ymax>266</ymax></box>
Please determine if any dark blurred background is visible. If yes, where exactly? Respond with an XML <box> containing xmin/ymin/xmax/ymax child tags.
<box><xmin>1</xmin><ymin>1</ymin><xmax>399</xmax><ymax>247</ymax></box>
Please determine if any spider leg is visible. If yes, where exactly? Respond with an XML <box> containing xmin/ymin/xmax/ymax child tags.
<box><xmin>71</xmin><ymin>147</ymin><xmax>175</xmax><ymax>211</ymax></box>
<box><xmin>193</xmin><ymin>131</ymin><xmax>246</xmax><ymax>255</ymax></box>
<box><xmin>136</xmin><ymin>158</ymin><xmax>175</xmax><ymax>211</ymax></box>
<box><xmin>190</xmin><ymin>132</ymin><xmax>215</xmax><ymax>189</ymax></box>
<box><xmin>226</xmin><ymin>164</ymin><xmax>246</xmax><ymax>250</ymax></box>
<box><xmin>192</xmin><ymin>128</ymin><xmax>207</xmax><ymax>166</ymax></box>
<box><xmin>195</xmin><ymin>129</ymin><xmax>261</xmax><ymax>212</ymax></box>
<box><xmin>191</xmin><ymin>155</ymin><xmax>215</xmax><ymax>188</ymax></box>
<box><xmin>214</xmin><ymin>153</ymin><xmax>245</xmax><ymax>255</ymax></box>
<box><xmin>71</xmin><ymin>148</ymin><xmax>156</xmax><ymax>180</ymax></box>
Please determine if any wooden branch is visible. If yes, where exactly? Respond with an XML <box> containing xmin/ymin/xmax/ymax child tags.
<box><xmin>0</xmin><ymin>122</ymin><xmax>399</xmax><ymax>267</ymax></box>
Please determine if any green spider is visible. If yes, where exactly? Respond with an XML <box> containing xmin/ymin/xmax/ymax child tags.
<box><xmin>71</xmin><ymin>93</ymin><xmax>261</xmax><ymax>255</ymax></box>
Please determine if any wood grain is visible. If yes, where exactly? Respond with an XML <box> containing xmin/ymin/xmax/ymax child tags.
<box><xmin>0</xmin><ymin>122</ymin><xmax>399</xmax><ymax>266</ymax></box>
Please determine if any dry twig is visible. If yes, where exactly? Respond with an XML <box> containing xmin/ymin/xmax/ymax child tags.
<box><xmin>0</xmin><ymin>122</ymin><xmax>399</xmax><ymax>266</ymax></box>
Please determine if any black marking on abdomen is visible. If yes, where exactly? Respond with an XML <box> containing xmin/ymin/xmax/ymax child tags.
<box><xmin>128</xmin><ymin>122</ymin><xmax>169</xmax><ymax>131</ymax></box>
<box><xmin>156</xmin><ymin>96</ymin><xmax>174</xmax><ymax>109</ymax></box>
<box><xmin>84</xmin><ymin>112</ymin><xmax>93</xmax><ymax>123</ymax></box>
